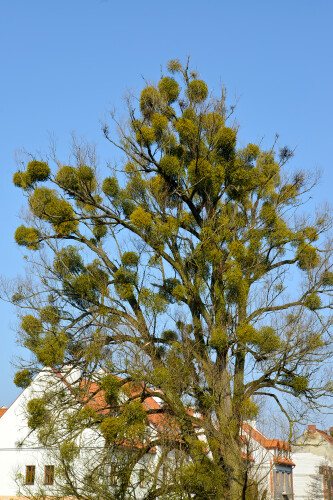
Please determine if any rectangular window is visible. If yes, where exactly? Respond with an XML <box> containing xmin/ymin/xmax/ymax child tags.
<box><xmin>320</xmin><ymin>465</ymin><xmax>333</xmax><ymax>497</ymax></box>
<box><xmin>139</xmin><ymin>468</ymin><xmax>145</xmax><ymax>488</ymax></box>
<box><xmin>25</xmin><ymin>465</ymin><xmax>35</xmax><ymax>485</ymax></box>
<box><xmin>44</xmin><ymin>465</ymin><xmax>54</xmax><ymax>485</ymax></box>
<box><xmin>276</xmin><ymin>471</ymin><xmax>280</xmax><ymax>486</ymax></box>
<box><xmin>288</xmin><ymin>473</ymin><xmax>291</xmax><ymax>487</ymax></box>
<box><xmin>110</xmin><ymin>464</ymin><xmax>117</xmax><ymax>486</ymax></box>
<box><xmin>283</xmin><ymin>471</ymin><xmax>286</xmax><ymax>489</ymax></box>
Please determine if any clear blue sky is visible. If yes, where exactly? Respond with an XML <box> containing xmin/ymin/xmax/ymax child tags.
<box><xmin>1</xmin><ymin>0</ymin><xmax>332</xmax><ymax>409</ymax></box>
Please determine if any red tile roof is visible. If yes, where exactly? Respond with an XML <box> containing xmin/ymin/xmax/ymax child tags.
<box><xmin>54</xmin><ymin>370</ymin><xmax>289</xmax><ymax>463</ymax></box>
<box><xmin>0</xmin><ymin>408</ymin><xmax>7</xmax><ymax>418</ymax></box>
<box><xmin>79</xmin><ymin>378</ymin><xmax>180</xmax><ymax>444</ymax></box>
<box><xmin>242</xmin><ymin>424</ymin><xmax>291</xmax><ymax>452</ymax></box>
<box><xmin>304</xmin><ymin>425</ymin><xmax>333</xmax><ymax>445</ymax></box>
<box><xmin>274</xmin><ymin>456</ymin><xmax>295</xmax><ymax>466</ymax></box>
<box><xmin>316</xmin><ymin>429</ymin><xmax>333</xmax><ymax>445</ymax></box>
<box><xmin>242</xmin><ymin>424</ymin><xmax>294</xmax><ymax>466</ymax></box>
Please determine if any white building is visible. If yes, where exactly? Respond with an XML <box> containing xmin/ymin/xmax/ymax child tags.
<box><xmin>0</xmin><ymin>367</ymin><xmax>168</xmax><ymax>498</ymax></box>
<box><xmin>242</xmin><ymin>423</ymin><xmax>294</xmax><ymax>500</ymax></box>
<box><xmin>0</xmin><ymin>369</ymin><xmax>65</xmax><ymax>499</ymax></box>
<box><xmin>0</xmin><ymin>367</ymin><xmax>296</xmax><ymax>499</ymax></box>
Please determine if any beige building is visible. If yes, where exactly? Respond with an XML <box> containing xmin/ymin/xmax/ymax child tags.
<box><xmin>293</xmin><ymin>424</ymin><xmax>333</xmax><ymax>500</ymax></box>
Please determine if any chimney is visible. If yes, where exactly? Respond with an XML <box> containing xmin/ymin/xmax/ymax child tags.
<box><xmin>307</xmin><ymin>425</ymin><xmax>316</xmax><ymax>433</ymax></box>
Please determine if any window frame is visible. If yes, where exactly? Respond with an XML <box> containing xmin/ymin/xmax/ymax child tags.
<box><xmin>320</xmin><ymin>465</ymin><xmax>333</xmax><ymax>498</ymax></box>
<box><xmin>110</xmin><ymin>464</ymin><xmax>118</xmax><ymax>486</ymax></box>
<box><xmin>25</xmin><ymin>465</ymin><xmax>35</xmax><ymax>485</ymax></box>
<box><xmin>139</xmin><ymin>468</ymin><xmax>145</xmax><ymax>488</ymax></box>
<box><xmin>44</xmin><ymin>465</ymin><xmax>54</xmax><ymax>485</ymax></box>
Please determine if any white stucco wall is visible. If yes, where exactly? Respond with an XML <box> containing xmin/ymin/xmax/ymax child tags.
<box><xmin>247</xmin><ymin>440</ymin><xmax>273</xmax><ymax>498</ymax></box>
<box><xmin>292</xmin><ymin>452</ymin><xmax>331</xmax><ymax>500</ymax></box>
<box><xmin>0</xmin><ymin>369</ymin><xmax>62</xmax><ymax>496</ymax></box>
<box><xmin>0</xmin><ymin>368</ymin><xmax>161</xmax><ymax>498</ymax></box>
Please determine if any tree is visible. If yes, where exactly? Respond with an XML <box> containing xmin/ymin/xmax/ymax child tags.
<box><xmin>308</xmin><ymin>462</ymin><xmax>333</xmax><ymax>499</ymax></box>
<box><xmin>8</xmin><ymin>58</ymin><xmax>333</xmax><ymax>499</ymax></box>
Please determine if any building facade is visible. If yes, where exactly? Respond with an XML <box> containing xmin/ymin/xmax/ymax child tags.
<box><xmin>242</xmin><ymin>423</ymin><xmax>294</xmax><ymax>500</ymax></box>
<box><xmin>0</xmin><ymin>368</ymin><xmax>295</xmax><ymax>499</ymax></box>
<box><xmin>293</xmin><ymin>424</ymin><xmax>333</xmax><ymax>500</ymax></box>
